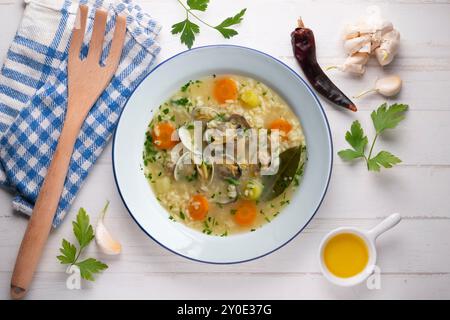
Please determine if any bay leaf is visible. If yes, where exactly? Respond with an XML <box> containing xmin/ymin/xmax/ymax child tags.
<box><xmin>261</xmin><ymin>146</ymin><xmax>303</xmax><ymax>201</ymax></box>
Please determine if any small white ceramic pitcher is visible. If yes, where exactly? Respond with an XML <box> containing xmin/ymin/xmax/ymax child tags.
<box><xmin>319</xmin><ymin>213</ymin><xmax>402</xmax><ymax>287</ymax></box>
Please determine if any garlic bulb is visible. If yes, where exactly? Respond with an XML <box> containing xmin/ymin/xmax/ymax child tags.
<box><xmin>354</xmin><ymin>75</ymin><xmax>403</xmax><ymax>98</ymax></box>
<box><xmin>336</xmin><ymin>6</ymin><xmax>401</xmax><ymax>74</ymax></box>
<box><xmin>95</xmin><ymin>201</ymin><xmax>122</xmax><ymax>255</ymax></box>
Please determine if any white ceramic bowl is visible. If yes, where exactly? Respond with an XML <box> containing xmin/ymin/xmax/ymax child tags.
<box><xmin>113</xmin><ymin>45</ymin><xmax>332</xmax><ymax>264</ymax></box>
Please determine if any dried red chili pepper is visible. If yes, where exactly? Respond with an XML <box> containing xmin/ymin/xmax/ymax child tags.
<box><xmin>291</xmin><ymin>19</ymin><xmax>357</xmax><ymax>112</ymax></box>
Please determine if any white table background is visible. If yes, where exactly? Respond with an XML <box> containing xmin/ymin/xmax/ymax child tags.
<box><xmin>1</xmin><ymin>0</ymin><xmax>450</xmax><ymax>300</ymax></box>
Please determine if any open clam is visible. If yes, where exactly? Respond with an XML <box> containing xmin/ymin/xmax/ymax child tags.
<box><xmin>210</xmin><ymin>153</ymin><xmax>241</xmax><ymax>204</ymax></box>
<box><xmin>196</xmin><ymin>157</ymin><xmax>214</xmax><ymax>187</ymax></box>
<box><xmin>214</xmin><ymin>182</ymin><xmax>239</xmax><ymax>204</ymax></box>
<box><xmin>228</xmin><ymin>114</ymin><xmax>250</xmax><ymax>129</ymax></box>
<box><xmin>214</xmin><ymin>152</ymin><xmax>242</xmax><ymax>180</ymax></box>
<box><xmin>178</xmin><ymin>123</ymin><xmax>203</xmax><ymax>156</ymax></box>
<box><xmin>173</xmin><ymin>152</ymin><xmax>196</xmax><ymax>182</ymax></box>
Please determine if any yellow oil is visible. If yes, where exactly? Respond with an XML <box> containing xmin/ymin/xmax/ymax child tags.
<box><xmin>323</xmin><ymin>233</ymin><xmax>369</xmax><ymax>278</ymax></box>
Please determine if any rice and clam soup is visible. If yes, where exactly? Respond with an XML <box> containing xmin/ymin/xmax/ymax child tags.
<box><xmin>143</xmin><ymin>74</ymin><xmax>306</xmax><ymax>236</ymax></box>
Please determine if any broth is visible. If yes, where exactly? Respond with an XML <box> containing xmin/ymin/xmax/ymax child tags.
<box><xmin>143</xmin><ymin>74</ymin><xmax>306</xmax><ymax>235</ymax></box>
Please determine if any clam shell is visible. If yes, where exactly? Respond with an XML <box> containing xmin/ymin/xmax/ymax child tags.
<box><xmin>178</xmin><ymin>124</ymin><xmax>202</xmax><ymax>156</ymax></box>
<box><xmin>173</xmin><ymin>152</ymin><xmax>195</xmax><ymax>181</ymax></box>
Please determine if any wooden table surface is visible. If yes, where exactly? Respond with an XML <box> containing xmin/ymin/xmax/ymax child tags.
<box><xmin>1</xmin><ymin>0</ymin><xmax>449</xmax><ymax>299</ymax></box>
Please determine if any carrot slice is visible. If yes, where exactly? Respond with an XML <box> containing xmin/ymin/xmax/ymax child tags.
<box><xmin>152</xmin><ymin>122</ymin><xmax>177</xmax><ymax>150</ymax></box>
<box><xmin>234</xmin><ymin>200</ymin><xmax>257</xmax><ymax>226</ymax></box>
<box><xmin>213</xmin><ymin>78</ymin><xmax>238</xmax><ymax>104</ymax></box>
<box><xmin>269</xmin><ymin>118</ymin><xmax>292</xmax><ymax>134</ymax></box>
<box><xmin>188</xmin><ymin>194</ymin><xmax>209</xmax><ymax>221</ymax></box>
<box><xmin>269</xmin><ymin>118</ymin><xmax>292</xmax><ymax>139</ymax></box>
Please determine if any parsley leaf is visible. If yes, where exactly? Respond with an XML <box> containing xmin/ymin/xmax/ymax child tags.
<box><xmin>57</xmin><ymin>239</ymin><xmax>77</xmax><ymax>264</ymax></box>
<box><xmin>57</xmin><ymin>206</ymin><xmax>108</xmax><ymax>281</ymax></box>
<box><xmin>214</xmin><ymin>9</ymin><xmax>247</xmax><ymax>39</ymax></box>
<box><xmin>187</xmin><ymin>0</ymin><xmax>209</xmax><ymax>11</ymax></box>
<box><xmin>72</xmin><ymin>207</ymin><xmax>94</xmax><ymax>249</ymax></box>
<box><xmin>75</xmin><ymin>258</ymin><xmax>108</xmax><ymax>282</ymax></box>
<box><xmin>368</xmin><ymin>151</ymin><xmax>402</xmax><ymax>172</ymax></box>
<box><xmin>338</xmin><ymin>149</ymin><xmax>365</xmax><ymax>161</ymax></box>
<box><xmin>171</xmin><ymin>20</ymin><xmax>186</xmax><ymax>34</ymax></box>
<box><xmin>371</xmin><ymin>103</ymin><xmax>408</xmax><ymax>134</ymax></box>
<box><xmin>337</xmin><ymin>120</ymin><xmax>367</xmax><ymax>160</ymax></box>
<box><xmin>338</xmin><ymin>103</ymin><xmax>407</xmax><ymax>172</ymax></box>
<box><xmin>345</xmin><ymin>120</ymin><xmax>368</xmax><ymax>154</ymax></box>
<box><xmin>171</xmin><ymin>19</ymin><xmax>200</xmax><ymax>49</ymax></box>
<box><xmin>173</xmin><ymin>1</ymin><xmax>246</xmax><ymax>49</ymax></box>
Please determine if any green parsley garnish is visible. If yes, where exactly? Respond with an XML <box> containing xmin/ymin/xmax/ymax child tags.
<box><xmin>224</xmin><ymin>177</ymin><xmax>240</xmax><ymax>186</ymax></box>
<box><xmin>338</xmin><ymin>103</ymin><xmax>408</xmax><ymax>172</ymax></box>
<box><xmin>181</xmin><ymin>80</ymin><xmax>194</xmax><ymax>92</ymax></box>
<box><xmin>171</xmin><ymin>0</ymin><xmax>246</xmax><ymax>49</ymax></box>
<box><xmin>186</xmin><ymin>170</ymin><xmax>198</xmax><ymax>182</ymax></box>
<box><xmin>57</xmin><ymin>207</ymin><xmax>108</xmax><ymax>281</ymax></box>
<box><xmin>172</xmin><ymin>97</ymin><xmax>190</xmax><ymax>106</ymax></box>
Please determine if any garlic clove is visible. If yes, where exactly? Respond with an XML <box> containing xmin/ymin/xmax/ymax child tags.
<box><xmin>347</xmin><ymin>52</ymin><xmax>370</xmax><ymax>65</ymax></box>
<box><xmin>342</xmin><ymin>52</ymin><xmax>370</xmax><ymax>74</ymax></box>
<box><xmin>375</xmin><ymin>75</ymin><xmax>402</xmax><ymax>97</ymax></box>
<box><xmin>344</xmin><ymin>35</ymin><xmax>371</xmax><ymax>55</ymax></box>
<box><xmin>342</xmin><ymin>24</ymin><xmax>361</xmax><ymax>40</ymax></box>
<box><xmin>354</xmin><ymin>75</ymin><xmax>402</xmax><ymax>98</ymax></box>
<box><xmin>375</xmin><ymin>30</ymin><xmax>400</xmax><ymax>66</ymax></box>
<box><xmin>326</xmin><ymin>52</ymin><xmax>369</xmax><ymax>75</ymax></box>
<box><xmin>342</xmin><ymin>63</ymin><xmax>366</xmax><ymax>75</ymax></box>
<box><xmin>375</xmin><ymin>49</ymin><xmax>390</xmax><ymax>66</ymax></box>
<box><xmin>95</xmin><ymin>201</ymin><xmax>122</xmax><ymax>255</ymax></box>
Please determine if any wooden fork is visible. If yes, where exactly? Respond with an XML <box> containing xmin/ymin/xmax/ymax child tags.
<box><xmin>10</xmin><ymin>5</ymin><xmax>126</xmax><ymax>299</ymax></box>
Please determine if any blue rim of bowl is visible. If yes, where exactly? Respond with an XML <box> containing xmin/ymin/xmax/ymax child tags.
<box><xmin>112</xmin><ymin>44</ymin><xmax>333</xmax><ymax>264</ymax></box>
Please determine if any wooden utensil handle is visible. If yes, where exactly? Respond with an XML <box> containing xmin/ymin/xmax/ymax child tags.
<box><xmin>10</xmin><ymin>120</ymin><xmax>80</xmax><ymax>299</ymax></box>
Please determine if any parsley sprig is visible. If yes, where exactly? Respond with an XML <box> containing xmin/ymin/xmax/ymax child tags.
<box><xmin>57</xmin><ymin>208</ymin><xmax>107</xmax><ymax>281</ymax></box>
<box><xmin>172</xmin><ymin>0</ymin><xmax>246</xmax><ymax>49</ymax></box>
<box><xmin>338</xmin><ymin>103</ymin><xmax>408</xmax><ymax>172</ymax></box>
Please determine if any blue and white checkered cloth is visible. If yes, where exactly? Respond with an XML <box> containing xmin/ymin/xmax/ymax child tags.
<box><xmin>0</xmin><ymin>0</ymin><xmax>160</xmax><ymax>227</ymax></box>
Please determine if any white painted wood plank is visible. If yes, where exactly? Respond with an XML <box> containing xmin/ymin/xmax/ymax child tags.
<box><xmin>0</xmin><ymin>272</ymin><xmax>449</xmax><ymax>299</ymax></box>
